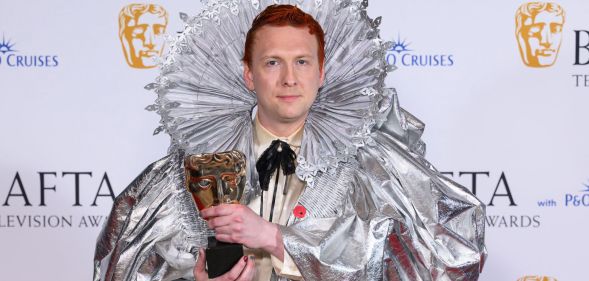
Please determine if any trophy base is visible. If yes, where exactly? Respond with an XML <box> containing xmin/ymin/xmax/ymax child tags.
<box><xmin>206</xmin><ymin>236</ymin><xmax>244</xmax><ymax>278</ymax></box>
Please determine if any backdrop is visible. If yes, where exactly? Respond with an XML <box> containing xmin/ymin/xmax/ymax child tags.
<box><xmin>1</xmin><ymin>1</ymin><xmax>587</xmax><ymax>280</ymax></box>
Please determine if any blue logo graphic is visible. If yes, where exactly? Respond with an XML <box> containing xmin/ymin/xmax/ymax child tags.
<box><xmin>386</xmin><ymin>34</ymin><xmax>454</xmax><ymax>67</ymax></box>
<box><xmin>389</xmin><ymin>35</ymin><xmax>412</xmax><ymax>54</ymax></box>
<box><xmin>0</xmin><ymin>34</ymin><xmax>17</xmax><ymax>54</ymax></box>
<box><xmin>564</xmin><ymin>182</ymin><xmax>589</xmax><ymax>207</ymax></box>
<box><xmin>0</xmin><ymin>33</ymin><xmax>59</xmax><ymax>68</ymax></box>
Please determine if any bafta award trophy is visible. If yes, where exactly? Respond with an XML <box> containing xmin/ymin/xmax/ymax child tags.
<box><xmin>184</xmin><ymin>150</ymin><xmax>246</xmax><ymax>278</ymax></box>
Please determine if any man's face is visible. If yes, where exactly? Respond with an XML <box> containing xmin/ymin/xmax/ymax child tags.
<box><xmin>122</xmin><ymin>12</ymin><xmax>167</xmax><ymax>68</ymax></box>
<box><xmin>244</xmin><ymin>25</ymin><xmax>324</xmax><ymax>127</ymax></box>
<box><xmin>518</xmin><ymin>10</ymin><xmax>564</xmax><ymax>67</ymax></box>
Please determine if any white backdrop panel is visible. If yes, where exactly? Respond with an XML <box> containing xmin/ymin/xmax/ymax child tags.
<box><xmin>1</xmin><ymin>1</ymin><xmax>587</xmax><ymax>280</ymax></box>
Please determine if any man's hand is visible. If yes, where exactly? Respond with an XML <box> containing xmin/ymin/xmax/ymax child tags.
<box><xmin>194</xmin><ymin>249</ymin><xmax>255</xmax><ymax>281</ymax></box>
<box><xmin>200</xmin><ymin>204</ymin><xmax>285</xmax><ymax>260</ymax></box>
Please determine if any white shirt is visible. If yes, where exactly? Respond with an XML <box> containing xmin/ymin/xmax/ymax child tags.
<box><xmin>245</xmin><ymin>117</ymin><xmax>305</xmax><ymax>281</ymax></box>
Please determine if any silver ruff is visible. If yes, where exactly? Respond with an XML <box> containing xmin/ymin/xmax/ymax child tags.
<box><xmin>94</xmin><ymin>0</ymin><xmax>487</xmax><ymax>280</ymax></box>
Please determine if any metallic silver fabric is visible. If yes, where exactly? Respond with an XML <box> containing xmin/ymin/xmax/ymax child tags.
<box><xmin>282</xmin><ymin>129</ymin><xmax>486</xmax><ymax>280</ymax></box>
<box><xmin>94</xmin><ymin>0</ymin><xmax>487</xmax><ymax>280</ymax></box>
<box><xmin>93</xmin><ymin>110</ymin><xmax>486</xmax><ymax>281</ymax></box>
<box><xmin>93</xmin><ymin>151</ymin><xmax>208</xmax><ymax>281</ymax></box>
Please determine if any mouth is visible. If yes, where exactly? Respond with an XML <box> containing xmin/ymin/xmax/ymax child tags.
<box><xmin>277</xmin><ymin>95</ymin><xmax>301</xmax><ymax>102</ymax></box>
<box><xmin>139</xmin><ymin>50</ymin><xmax>159</xmax><ymax>57</ymax></box>
<box><xmin>536</xmin><ymin>49</ymin><xmax>555</xmax><ymax>57</ymax></box>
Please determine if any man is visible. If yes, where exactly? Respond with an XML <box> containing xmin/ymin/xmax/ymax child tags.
<box><xmin>95</xmin><ymin>3</ymin><xmax>486</xmax><ymax>281</ymax></box>
<box><xmin>192</xmin><ymin>6</ymin><xmax>325</xmax><ymax>280</ymax></box>
<box><xmin>515</xmin><ymin>2</ymin><xmax>565</xmax><ymax>67</ymax></box>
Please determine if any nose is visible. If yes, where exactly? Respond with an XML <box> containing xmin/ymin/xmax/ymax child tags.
<box><xmin>144</xmin><ymin>27</ymin><xmax>155</xmax><ymax>49</ymax></box>
<box><xmin>540</xmin><ymin>25</ymin><xmax>552</xmax><ymax>47</ymax></box>
<box><xmin>282</xmin><ymin>63</ymin><xmax>297</xmax><ymax>87</ymax></box>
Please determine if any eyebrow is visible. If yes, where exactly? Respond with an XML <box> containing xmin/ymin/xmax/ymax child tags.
<box><xmin>260</xmin><ymin>54</ymin><xmax>314</xmax><ymax>60</ymax></box>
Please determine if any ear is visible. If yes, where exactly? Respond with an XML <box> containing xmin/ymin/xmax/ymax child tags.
<box><xmin>243</xmin><ymin>62</ymin><xmax>255</xmax><ymax>91</ymax></box>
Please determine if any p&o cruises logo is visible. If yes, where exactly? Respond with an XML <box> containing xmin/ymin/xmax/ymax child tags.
<box><xmin>564</xmin><ymin>181</ymin><xmax>589</xmax><ymax>207</ymax></box>
<box><xmin>386</xmin><ymin>35</ymin><xmax>455</xmax><ymax>68</ymax></box>
<box><xmin>118</xmin><ymin>3</ymin><xmax>169</xmax><ymax>69</ymax></box>
<box><xmin>0</xmin><ymin>34</ymin><xmax>59</xmax><ymax>68</ymax></box>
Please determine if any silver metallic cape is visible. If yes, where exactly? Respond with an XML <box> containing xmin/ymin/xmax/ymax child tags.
<box><xmin>94</xmin><ymin>0</ymin><xmax>487</xmax><ymax>280</ymax></box>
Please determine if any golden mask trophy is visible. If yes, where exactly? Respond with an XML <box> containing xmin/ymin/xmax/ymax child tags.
<box><xmin>184</xmin><ymin>150</ymin><xmax>246</xmax><ymax>278</ymax></box>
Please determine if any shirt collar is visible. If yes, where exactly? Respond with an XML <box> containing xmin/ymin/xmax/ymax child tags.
<box><xmin>253</xmin><ymin>117</ymin><xmax>304</xmax><ymax>153</ymax></box>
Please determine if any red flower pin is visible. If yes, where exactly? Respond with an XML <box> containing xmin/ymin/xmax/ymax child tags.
<box><xmin>293</xmin><ymin>205</ymin><xmax>306</xmax><ymax>219</ymax></box>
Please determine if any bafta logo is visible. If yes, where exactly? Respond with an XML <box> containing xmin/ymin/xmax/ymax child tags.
<box><xmin>515</xmin><ymin>2</ymin><xmax>565</xmax><ymax>68</ymax></box>
<box><xmin>118</xmin><ymin>4</ymin><xmax>168</xmax><ymax>69</ymax></box>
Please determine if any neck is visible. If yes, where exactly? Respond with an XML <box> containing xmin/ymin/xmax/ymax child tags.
<box><xmin>257</xmin><ymin>114</ymin><xmax>306</xmax><ymax>138</ymax></box>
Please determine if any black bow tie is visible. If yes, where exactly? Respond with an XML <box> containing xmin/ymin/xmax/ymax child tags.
<box><xmin>255</xmin><ymin>139</ymin><xmax>297</xmax><ymax>223</ymax></box>
<box><xmin>255</xmin><ymin>139</ymin><xmax>296</xmax><ymax>191</ymax></box>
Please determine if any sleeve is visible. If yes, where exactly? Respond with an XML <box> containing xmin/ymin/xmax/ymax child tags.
<box><xmin>367</xmin><ymin>135</ymin><xmax>487</xmax><ymax>281</ymax></box>
<box><xmin>374</xmin><ymin>91</ymin><xmax>487</xmax><ymax>280</ymax></box>
<box><xmin>93</xmin><ymin>152</ymin><xmax>207</xmax><ymax>281</ymax></box>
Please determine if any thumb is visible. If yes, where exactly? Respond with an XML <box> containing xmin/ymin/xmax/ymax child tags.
<box><xmin>194</xmin><ymin>248</ymin><xmax>208</xmax><ymax>281</ymax></box>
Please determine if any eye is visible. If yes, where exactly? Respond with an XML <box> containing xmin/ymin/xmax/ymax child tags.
<box><xmin>197</xmin><ymin>179</ymin><xmax>212</xmax><ymax>188</ymax></box>
<box><xmin>132</xmin><ymin>26</ymin><xmax>146</xmax><ymax>37</ymax></box>
<box><xmin>221</xmin><ymin>174</ymin><xmax>237</xmax><ymax>185</ymax></box>
<box><xmin>153</xmin><ymin>25</ymin><xmax>165</xmax><ymax>35</ymax></box>
<box><xmin>266</xmin><ymin>60</ymin><xmax>278</xmax><ymax>66</ymax></box>
<box><xmin>528</xmin><ymin>28</ymin><xmax>539</xmax><ymax>35</ymax></box>
<box><xmin>297</xmin><ymin>59</ymin><xmax>307</xmax><ymax>65</ymax></box>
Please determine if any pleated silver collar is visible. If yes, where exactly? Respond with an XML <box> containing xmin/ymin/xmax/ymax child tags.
<box><xmin>145</xmin><ymin>0</ymin><xmax>395</xmax><ymax>193</ymax></box>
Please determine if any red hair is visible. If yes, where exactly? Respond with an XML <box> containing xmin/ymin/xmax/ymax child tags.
<box><xmin>242</xmin><ymin>5</ymin><xmax>325</xmax><ymax>69</ymax></box>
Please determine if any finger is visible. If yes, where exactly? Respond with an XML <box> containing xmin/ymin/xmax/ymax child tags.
<box><xmin>216</xmin><ymin>255</ymin><xmax>248</xmax><ymax>281</ymax></box>
<box><xmin>199</xmin><ymin>206</ymin><xmax>216</xmax><ymax>219</ymax></box>
<box><xmin>201</xmin><ymin>204</ymin><xmax>235</xmax><ymax>219</ymax></box>
<box><xmin>207</xmin><ymin>215</ymin><xmax>234</xmax><ymax>229</ymax></box>
<box><xmin>215</xmin><ymin>233</ymin><xmax>237</xmax><ymax>244</ymax></box>
<box><xmin>214</xmin><ymin>225</ymin><xmax>234</xmax><ymax>235</ymax></box>
<box><xmin>194</xmin><ymin>248</ymin><xmax>208</xmax><ymax>281</ymax></box>
<box><xmin>236</xmin><ymin>256</ymin><xmax>256</xmax><ymax>281</ymax></box>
